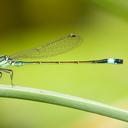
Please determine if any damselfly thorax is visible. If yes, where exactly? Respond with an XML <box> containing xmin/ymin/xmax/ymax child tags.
<box><xmin>0</xmin><ymin>34</ymin><xmax>123</xmax><ymax>86</ymax></box>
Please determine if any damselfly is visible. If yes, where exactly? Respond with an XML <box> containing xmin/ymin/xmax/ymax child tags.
<box><xmin>0</xmin><ymin>34</ymin><xmax>123</xmax><ymax>86</ymax></box>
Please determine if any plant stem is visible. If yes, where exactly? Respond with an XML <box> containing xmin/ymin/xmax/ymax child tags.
<box><xmin>0</xmin><ymin>85</ymin><xmax>128</xmax><ymax>122</ymax></box>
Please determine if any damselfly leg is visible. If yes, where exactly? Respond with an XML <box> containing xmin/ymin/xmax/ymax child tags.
<box><xmin>0</xmin><ymin>72</ymin><xmax>2</xmax><ymax>79</ymax></box>
<box><xmin>0</xmin><ymin>68</ymin><xmax>13</xmax><ymax>86</ymax></box>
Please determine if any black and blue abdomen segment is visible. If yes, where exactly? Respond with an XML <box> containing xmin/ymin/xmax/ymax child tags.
<box><xmin>93</xmin><ymin>58</ymin><xmax>123</xmax><ymax>64</ymax></box>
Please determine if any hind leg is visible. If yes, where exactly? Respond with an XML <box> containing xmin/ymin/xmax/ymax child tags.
<box><xmin>0</xmin><ymin>68</ymin><xmax>14</xmax><ymax>87</ymax></box>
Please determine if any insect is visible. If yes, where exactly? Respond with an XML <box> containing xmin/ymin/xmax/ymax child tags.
<box><xmin>0</xmin><ymin>33</ymin><xmax>123</xmax><ymax>86</ymax></box>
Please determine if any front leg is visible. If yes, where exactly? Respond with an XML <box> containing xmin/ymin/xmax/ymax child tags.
<box><xmin>0</xmin><ymin>68</ymin><xmax>14</xmax><ymax>87</ymax></box>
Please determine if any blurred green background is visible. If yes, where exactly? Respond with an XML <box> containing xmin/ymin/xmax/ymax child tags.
<box><xmin>0</xmin><ymin>0</ymin><xmax>128</xmax><ymax>128</ymax></box>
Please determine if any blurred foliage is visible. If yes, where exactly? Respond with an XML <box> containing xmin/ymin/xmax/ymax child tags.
<box><xmin>0</xmin><ymin>0</ymin><xmax>127</xmax><ymax>34</ymax></box>
<box><xmin>0</xmin><ymin>0</ymin><xmax>128</xmax><ymax>128</ymax></box>
<box><xmin>91</xmin><ymin>0</ymin><xmax>128</xmax><ymax>21</ymax></box>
